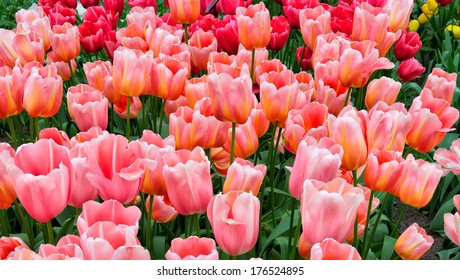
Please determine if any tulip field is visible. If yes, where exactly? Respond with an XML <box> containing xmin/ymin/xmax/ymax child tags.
<box><xmin>1</xmin><ymin>0</ymin><xmax>460</xmax><ymax>261</ymax></box>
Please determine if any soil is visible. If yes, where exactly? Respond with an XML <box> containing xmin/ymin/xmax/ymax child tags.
<box><xmin>393</xmin><ymin>199</ymin><xmax>443</xmax><ymax>260</ymax></box>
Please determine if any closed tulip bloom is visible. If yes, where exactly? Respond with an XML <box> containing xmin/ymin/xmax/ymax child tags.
<box><xmin>434</xmin><ymin>139</ymin><xmax>460</xmax><ymax>175</ymax></box>
<box><xmin>163</xmin><ymin>147</ymin><xmax>213</xmax><ymax>215</ymax></box>
<box><xmin>397</xmin><ymin>57</ymin><xmax>426</xmax><ymax>82</ymax></box>
<box><xmin>112</xmin><ymin>48</ymin><xmax>151</xmax><ymax>97</ymax></box>
<box><xmin>50</xmin><ymin>22</ymin><xmax>80</xmax><ymax>62</ymax></box>
<box><xmin>364</xmin><ymin>150</ymin><xmax>404</xmax><ymax>193</ymax></box>
<box><xmin>12</xmin><ymin>30</ymin><xmax>45</xmax><ymax>66</ymax></box>
<box><xmin>45</xmin><ymin>51</ymin><xmax>77</xmax><ymax>81</ymax></box>
<box><xmin>138</xmin><ymin>130</ymin><xmax>176</xmax><ymax>196</ymax></box>
<box><xmin>236</xmin><ymin>2</ymin><xmax>271</xmax><ymax>50</ymax></box>
<box><xmin>116</xmin><ymin>23</ymin><xmax>149</xmax><ymax>52</ymax></box>
<box><xmin>151</xmin><ymin>57</ymin><xmax>189</xmax><ymax>100</ymax></box>
<box><xmin>310</xmin><ymin>238</ymin><xmax>361</xmax><ymax>260</ymax></box>
<box><xmin>443</xmin><ymin>195</ymin><xmax>460</xmax><ymax>246</ymax></box>
<box><xmin>23</xmin><ymin>66</ymin><xmax>63</xmax><ymax>118</ymax></box>
<box><xmin>83</xmin><ymin>60</ymin><xmax>112</xmax><ymax>92</ymax></box>
<box><xmin>6</xmin><ymin>247</ymin><xmax>42</xmax><ymax>260</ymax></box>
<box><xmin>393</xmin><ymin>32</ymin><xmax>422</xmax><ymax>61</ymax></box>
<box><xmin>268</xmin><ymin>16</ymin><xmax>290</xmax><ymax>51</ymax></box>
<box><xmin>365</xmin><ymin>77</ymin><xmax>401</xmax><ymax>109</ymax></box>
<box><xmin>67</xmin><ymin>84</ymin><xmax>108</xmax><ymax>132</ymax></box>
<box><xmin>104</xmin><ymin>0</ymin><xmax>125</xmax><ymax>16</ymax></box>
<box><xmin>210</xmin><ymin>147</ymin><xmax>231</xmax><ymax>175</ymax></box>
<box><xmin>7</xmin><ymin>139</ymin><xmax>71</xmax><ymax>223</ymax></box>
<box><xmin>423</xmin><ymin>68</ymin><xmax>457</xmax><ymax>104</ymax></box>
<box><xmin>85</xmin><ymin>134</ymin><xmax>157</xmax><ymax>204</ymax></box>
<box><xmin>128</xmin><ymin>0</ymin><xmax>157</xmax><ymax>9</ymax></box>
<box><xmin>80</xmin><ymin>221</ymin><xmax>150</xmax><ymax>260</ymax></box>
<box><xmin>406</xmin><ymin>90</ymin><xmax>459</xmax><ymax>153</ymax></box>
<box><xmin>188</xmin><ymin>29</ymin><xmax>217</xmax><ymax>71</ymax></box>
<box><xmin>299</xmin><ymin>5</ymin><xmax>331</xmax><ymax>50</ymax></box>
<box><xmin>185</xmin><ymin>76</ymin><xmax>210</xmax><ymax>108</ymax></box>
<box><xmin>39</xmin><ymin>127</ymin><xmax>71</xmax><ymax>146</ymax></box>
<box><xmin>0</xmin><ymin>66</ymin><xmax>26</xmax><ymax>119</ymax></box>
<box><xmin>213</xmin><ymin>15</ymin><xmax>239</xmax><ymax>55</ymax></box>
<box><xmin>259</xmin><ymin>70</ymin><xmax>309</xmax><ymax>127</ymax></box>
<box><xmin>282</xmin><ymin>0</ymin><xmax>320</xmax><ymax>29</ymax></box>
<box><xmin>207</xmin><ymin>191</ymin><xmax>260</xmax><ymax>256</ymax></box>
<box><xmin>77</xmin><ymin>199</ymin><xmax>141</xmax><ymax>235</ymax></box>
<box><xmin>300</xmin><ymin>179</ymin><xmax>364</xmax><ymax>245</ymax></box>
<box><xmin>384</xmin><ymin>0</ymin><xmax>414</xmax><ymax>32</ymax></box>
<box><xmin>15</xmin><ymin>7</ymin><xmax>52</xmax><ymax>51</ymax></box>
<box><xmin>282</xmin><ymin>102</ymin><xmax>329</xmax><ymax>154</ymax></box>
<box><xmin>145</xmin><ymin>194</ymin><xmax>178</xmax><ymax>223</ymax></box>
<box><xmin>217</xmin><ymin>0</ymin><xmax>251</xmax><ymax>15</ymax></box>
<box><xmin>0</xmin><ymin>144</ymin><xmax>16</xmax><ymax>209</ymax></box>
<box><xmin>78</xmin><ymin>21</ymin><xmax>105</xmax><ymax>53</ymax></box>
<box><xmin>166</xmin><ymin>236</ymin><xmax>219</xmax><ymax>260</ymax></box>
<box><xmin>396</xmin><ymin>155</ymin><xmax>443</xmax><ymax>208</ymax></box>
<box><xmin>249</xmin><ymin>106</ymin><xmax>270</xmax><ymax>138</ymax></box>
<box><xmin>327</xmin><ymin>106</ymin><xmax>368</xmax><ymax>171</ymax></box>
<box><xmin>0</xmin><ymin>237</ymin><xmax>29</xmax><ymax>260</ymax></box>
<box><xmin>0</xmin><ymin>29</ymin><xmax>20</xmax><ymax>67</ymax></box>
<box><xmin>68</xmin><ymin>144</ymin><xmax>98</xmax><ymax>208</ymax></box>
<box><xmin>288</xmin><ymin>136</ymin><xmax>344</xmax><ymax>200</ymax></box>
<box><xmin>126</xmin><ymin>6</ymin><xmax>156</xmax><ymax>30</ymax></box>
<box><xmin>208</xmin><ymin>71</ymin><xmax>254</xmax><ymax>124</ymax></box>
<box><xmin>169</xmin><ymin>0</ymin><xmax>200</xmax><ymax>24</ymax></box>
<box><xmin>351</xmin><ymin>3</ymin><xmax>389</xmax><ymax>50</ymax></box>
<box><xmin>223</xmin><ymin>158</ymin><xmax>267</xmax><ymax>196</ymax></box>
<box><xmin>394</xmin><ymin>223</ymin><xmax>434</xmax><ymax>260</ymax></box>
<box><xmin>367</xmin><ymin>102</ymin><xmax>412</xmax><ymax>152</ymax></box>
<box><xmin>222</xmin><ymin>119</ymin><xmax>259</xmax><ymax>159</ymax></box>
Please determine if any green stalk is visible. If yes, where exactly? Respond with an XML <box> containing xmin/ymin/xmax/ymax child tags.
<box><xmin>250</xmin><ymin>48</ymin><xmax>256</xmax><ymax>82</ymax></box>
<box><xmin>362</xmin><ymin>192</ymin><xmax>391</xmax><ymax>259</ymax></box>
<box><xmin>184</xmin><ymin>24</ymin><xmax>189</xmax><ymax>44</ymax></box>
<box><xmin>287</xmin><ymin>198</ymin><xmax>297</xmax><ymax>258</ymax></box>
<box><xmin>109</xmin><ymin>101</ymin><xmax>114</xmax><ymax>134</ymax></box>
<box><xmin>46</xmin><ymin>221</ymin><xmax>54</xmax><ymax>245</ymax></box>
<box><xmin>289</xmin><ymin>212</ymin><xmax>302</xmax><ymax>260</ymax></box>
<box><xmin>195</xmin><ymin>213</ymin><xmax>201</xmax><ymax>237</ymax></box>
<box><xmin>29</xmin><ymin>117</ymin><xmax>34</xmax><ymax>142</ymax></box>
<box><xmin>35</xmin><ymin>117</ymin><xmax>40</xmax><ymax>140</ymax></box>
<box><xmin>126</xmin><ymin>97</ymin><xmax>131</xmax><ymax>139</ymax></box>
<box><xmin>7</xmin><ymin>117</ymin><xmax>17</xmax><ymax>149</ymax></box>
<box><xmin>343</xmin><ymin>87</ymin><xmax>353</xmax><ymax>108</ymax></box>
<box><xmin>361</xmin><ymin>190</ymin><xmax>375</xmax><ymax>251</ymax></box>
<box><xmin>229</xmin><ymin>122</ymin><xmax>236</xmax><ymax>164</ymax></box>
<box><xmin>352</xmin><ymin>169</ymin><xmax>358</xmax><ymax>187</ymax></box>
<box><xmin>270</xmin><ymin>125</ymin><xmax>282</xmax><ymax>226</ymax></box>
<box><xmin>356</xmin><ymin>87</ymin><xmax>365</xmax><ymax>110</ymax></box>
<box><xmin>13</xmin><ymin>201</ymin><xmax>34</xmax><ymax>248</ymax></box>
<box><xmin>158</xmin><ymin>100</ymin><xmax>165</xmax><ymax>136</ymax></box>
<box><xmin>0</xmin><ymin>210</ymin><xmax>9</xmax><ymax>237</ymax></box>
<box><xmin>390</xmin><ymin>203</ymin><xmax>407</xmax><ymax>237</ymax></box>
<box><xmin>146</xmin><ymin>195</ymin><xmax>153</xmax><ymax>253</ymax></box>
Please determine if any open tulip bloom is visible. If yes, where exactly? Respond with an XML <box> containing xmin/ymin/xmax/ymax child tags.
<box><xmin>1</xmin><ymin>0</ymin><xmax>460</xmax><ymax>263</ymax></box>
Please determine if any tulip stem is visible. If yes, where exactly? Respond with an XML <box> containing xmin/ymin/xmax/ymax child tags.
<box><xmin>195</xmin><ymin>213</ymin><xmax>201</xmax><ymax>237</ymax></box>
<box><xmin>353</xmin><ymin>213</ymin><xmax>359</xmax><ymax>249</ymax></box>
<box><xmin>289</xmin><ymin>210</ymin><xmax>302</xmax><ymax>260</ymax></box>
<box><xmin>109</xmin><ymin>102</ymin><xmax>114</xmax><ymax>133</ymax></box>
<box><xmin>352</xmin><ymin>169</ymin><xmax>358</xmax><ymax>187</ymax></box>
<box><xmin>7</xmin><ymin>117</ymin><xmax>17</xmax><ymax>149</ymax></box>
<box><xmin>361</xmin><ymin>190</ymin><xmax>375</xmax><ymax>252</ymax></box>
<box><xmin>250</xmin><ymin>48</ymin><xmax>256</xmax><ymax>81</ymax></box>
<box><xmin>231</xmin><ymin>255</ymin><xmax>238</xmax><ymax>260</ymax></box>
<box><xmin>0</xmin><ymin>210</ymin><xmax>9</xmax><ymax>237</ymax></box>
<box><xmin>126</xmin><ymin>97</ymin><xmax>131</xmax><ymax>139</ymax></box>
<box><xmin>184</xmin><ymin>24</ymin><xmax>189</xmax><ymax>44</ymax></box>
<box><xmin>151</xmin><ymin>96</ymin><xmax>157</xmax><ymax>132</ymax></box>
<box><xmin>229</xmin><ymin>122</ymin><xmax>236</xmax><ymax>164</ymax></box>
<box><xmin>287</xmin><ymin>198</ymin><xmax>297</xmax><ymax>258</ymax></box>
<box><xmin>158</xmin><ymin>100</ymin><xmax>165</xmax><ymax>136</ymax></box>
<box><xmin>356</xmin><ymin>87</ymin><xmax>365</xmax><ymax>110</ymax></box>
<box><xmin>29</xmin><ymin>117</ymin><xmax>34</xmax><ymax>142</ymax></box>
<box><xmin>146</xmin><ymin>195</ymin><xmax>153</xmax><ymax>254</ymax></box>
<box><xmin>402</xmin><ymin>147</ymin><xmax>412</xmax><ymax>159</ymax></box>
<box><xmin>13</xmin><ymin>200</ymin><xmax>34</xmax><ymax>249</ymax></box>
<box><xmin>390</xmin><ymin>202</ymin><xmax>407</xmax><ymax>238</ymax></box>
<box><xmin>344</xmin><ymin>87</ymin><xmax>353</xmax><ymax>108</ymax></box>
<box><xmin>46</xmin><ymin>221</ymin><xmax>54</xmax><ymax>245</ymax></box>
<box><xmin>35</xmin><ymin>117</ymin><xmax>40</xmax><ymax>140</ymax></box>
<box><xmin>362</xmin><ymin>192</ymin><xmax>391</xmax><ymax>259</ymax></box>
<box><xmin>270</xmin><ymin>125</ymin><xmax>282</xmax><ymax>227</ymax></box>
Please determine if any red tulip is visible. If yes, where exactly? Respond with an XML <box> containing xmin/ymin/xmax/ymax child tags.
<box><xmin>104</xmin><ymin>0</ymin><xmax>125</xmax><ymax>16</ymax></box>
<box><xmin>267</xmin><ymin>16</ymin><xmax>290</xmax><ymax>51</ymax></box>
<box><xmin>80</xmin><ymin>0</ymin><xmax>99</xmax><ymax>8</ymax></box>
<box><xmin>397</xmin><ymin>58</ymin><xmax>426</xmax><ymax>82</ymax></box>
<box><xmin>213</xmin><ymin>15</ymin><xmax>239</xmax><ymax>55</ymax></box>
<box><xmin>393</xmin><ymin>32</ymin><xmax>422</xmax><ymax>61</ymax></box>
<box><xmin>207</xmin><ymin>191</ymin><xmax>260</xmax><ymax>256</ymax></box>
<box><xmin>83</xmin><ymin>6</ymin><xmax>119</xmax><ymax>31</ymax></box>
<box><xmin>128</xmin><ymin>0</ymin><xmax>157</xmax><ymax>9</ymax></box>
<box><xmin>46</xmin><ymin>3</ymin><xmax>76</xmax><ymax>26</ymax></box>
<box><xmin>78</xmin><ymin>21</ymin><xmax>105</xmax><ymax>53</ymax></box>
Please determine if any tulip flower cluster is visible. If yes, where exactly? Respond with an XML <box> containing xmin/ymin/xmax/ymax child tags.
<box><xmin>0</xmin><ymin>0</ymin><xmax>459</xmax><ymax>262</ymax></box>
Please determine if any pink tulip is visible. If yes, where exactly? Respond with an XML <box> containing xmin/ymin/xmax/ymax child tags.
<box><xmin>365</xmin><ymin>77</ymin><xmax>401</xmax><ymax>110</ymax></box>
<box><xmin>364</xmin><ymin>150</ymin><xmax>404</xmax><ymax>193</ymax></box>
<box><xmin>0</xmin><ymin>143</ymin><xmax>16</xmax><ymax>209</ymax></box>
<box><xmin>126</xmin><ymin>6</ymin><xmax>156</xmax><ymax>29</ymax></box>
<box><xmin>7</xmin><ymin>139</ymin><xmax>71</xmax><ymax>222</ymax></box>
<box><xmin>84</xmin><ymin>133</ymin><xmax>157</xmax><ymax>204</ymax></box>
<box><xmin>406</xmin><ymin>90</ymin><xmax>459</xmax><ymax>153</ymax></box>
<box><xmin>310</xmin><ymin>238</ymin><xmax>361</xmax><ymax>260</ymax></box>
<box><xmin>394</xmin><ymin>223</ymin><xmax>434</xmax><ymax>260</ymax></box>
<box><xmin>6</xmin><ymin>247</ymin><xmax>42</xmax><ymax>260</ymax></box>
<box><xmin>38</xmin><ymin>242</ymin><xmax>84</xmax><ymax>260</ymax></box>
<box><xmin>288</xmin><ymin>136</ymin><xmax>343</xmax><ymax>200</ymax></box>
<box><xmin>222</xmin><ymin>118</ymin><xmax>259</xmax><ymax>159</ymax></box>
<box><xmin>396</xmin><ymin>155</ymin><xmax>443</xmax><ymax>208</ymax></box>
<box><xmin>66</xmin><ymin>84</ymin><xmax>109</xmax><ymax>132</ymax></box>
<box><xmin>163</xmin><ymin>147</ymin><xmax>213</xmax><ymax>215</ymax></box>
<box><xmin>80</xmin><ymin>221</ymin><xmax>150</xmax><ymax>260</ymax></box>
<box><xmin>0</xmin><ymin>65</ymin><xmax>26</xmax><ymax>119</ymax></box>
<box><xmin>39</xmin><ymin>127</ymin><xmax>71</xmax><ymax>147</ymax></box>
<box><xmin>351</xmin><ymin>3</ymin><xmax>390</xmax><ymax>52</ymax></box>
<box><xmin>300</xmin><ymin>178</ymin><xmax>364</xmax><ymax>245</ymax></box>
<box><xmin>189</xmin><ymin>29</ymin><xmax>218</xmax><ymax>71</ymax></box>
<box><xmin>207</xmin><ymin>191</ymin><xmax>260</xmax><ymax>256</ymax></box>
<box><xmin>50</xmin><ymin>22</ymin><xmax>80</xmax><ymax>62</ymax></box>
<box><xmin>423</xmin><ymin>68</ymin><xmax>457</xmax><ymax>104</ymax></box>
<box><xmin>299</xmin><ymin>5</ymin><xmax>331</xmax><ymax>50</ymax></box>
<box><xmin>444</xmin><ymin>195</ymin><xmax>460</xmax><ymax>246</ymax></box>
<box><xmin>384</xmin><ymin>0</ymin><xmax>414</xmax><ymax>32</ymax></box>
<box><xmin>83</xmin><ymin>60</ymin><xmax>112</xmax><ymax>92</ymax></box>
<box><xmin>222</xmin><ymin>158</ymin><xmax>267</xmax><ymax>196</ymax></box>
<box><xmin>236</xmin><ymin>2</ymin><xmax>271</xmax><ymax>50</ymax></box>
<box><xmin>145</xmin><ymin>194</ymin><xmax>178</xmax><ymax>223</ymax></box>
<box><xmin>0</xmin><ymin>237</ymin><xmax>28</xmax><ymax>260</ymax></box>
<box><xmin>151</xmin><ymin>56</ymin><xmax>189</xmax><ymax>101</ymax></box>
<box><xmin>166</xmin><ymin>236</ymin><xmax>219</xmax><ymax>260</ymax></box>
<box><xmin>112</xmin><ymin>48</ymin><xmax>151</xmax><ymax>97</ymax></box>
<box><xmin>367</xmin><ymin>102</ymin><xmax>412</xmax><ymax>153</ymax></box>
<box><xmin>434</xmin><ymin>138</ymin><xmax>460</xmax><ymax>175</ymax></box>
<box><xmin>77</xmin><ymin>199</ymin><xmax>142</xmax><ymax>235</ymax></box>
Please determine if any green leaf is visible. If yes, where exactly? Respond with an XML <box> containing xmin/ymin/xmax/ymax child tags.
<box><xmin>260</xmin><ymin>211</ymin><xmax>299</xmax><ymax>256</ymax></box>
<box><xmin>56</xmin><ymin>206</ymin><xmax>77</xmax><ymax>226</ymax></box>
<box><xmin>381</xmin><ymin>236</ymin><xmax>397</xmax><ymax>260</ymax></box>
<box><xmin>55</xmin><ymin>217</ymin><xmax>76</xmax><ymax>242</ymax></box>
<box><xmin>430</xmin><ymin>199</ymin><xmax>455</xmax><ymax>231</ymax></box>
<box><xmin>437</xmin><ymin>247</ymin><xmax>460</xmax><ymax>260</ymax></box>
<box><xmin>152</xmin><ymin>236</ymin><xmax>167</xmax><ymax>260</ymax></box>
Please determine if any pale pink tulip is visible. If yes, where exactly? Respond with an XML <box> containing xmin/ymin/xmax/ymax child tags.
<box><xmin>223</xmin><ymin>158</ymin><xmax>267</xmax><ymax>196</ymax></box>
<box><xmin>166</xmin><ymin>236</ymin><xmax>219</xmax><ymax>260</ymax></box>
<box><xmin>444</xmin><ymin>195</ymin><xmax>460</xmax><ymax>246</ymax></box>
<box><xmin>394</xmin><ymin>223</ymin><xmax>433</xmax><ymax>260</ymax></box>
<box><xmin>310</xmin><ymin>238</ymin><xmax>361</xmax><ymax>260</ymax></box>
<box><xmin>423</xmin><ymin>68</ymin><xmax>457</xmax><ymax>104</ymax></box>
<box><xmin>434</xmin><ymin>138</ymin><xmax>460</xmax><ymax>175</ymax></box>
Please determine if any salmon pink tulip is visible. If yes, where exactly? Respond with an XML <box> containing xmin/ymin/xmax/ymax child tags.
<box><xmin>166</xmin><ymin>236</ymin><xmax>219</xmax><ymax>260</ymax></box>
<box><xmin>0</xmin><ymin>144</ymin><xmax>16</xmax><ymax>209</ymax></box>
<box><xmin>222</xmin><ymin>119</ymin><xmax>259</xmax><ymax>159</ymax></box>
<box><xmin>299</xmin><ymin>5</ymin><xmax>331</xmax><ymax>50</ymax></box>
<box><xmin>365</xmin><ymin>77</ymin><xmax>401</xmax><ymax>109</ymax></box>
<box><xmin>288</xmin><ymin>137</ymin><xmax>343</xmax><ymax>200</ymax></box>
<box><xmin>163</xmin><ymin>147</ymin><xmax>213</xmax><ymax>215</ymax></box>
<box><xmin>236</xmin><ymin>2</ymin><xmax>271</xmax><ymax>50</ymax></box>
<box><xmin>0</xmin><ymin>237</ymin><xmax>28</xmax><ymax>259</ymax></box>
<box><xmin>207</xmin><ymin>191</ymin><xmax>260</xmax><ymax>256</ymax></box>
<box><xmin>38</xmin><ymin>242</ymin><xmax>84</xmax><ymax>260</ymax></box>
<box><xmin>83</xmin><ymin>60</ymin><xmax>112</xmax><ymax>92</ymax></box>
<box><xmin>169</xmin><ymin>0</ymin><xmax>200</xmax><ymax>24</ymax></box>
<box><xmin>50</xmin><ymin>22</ymin><xmax>80</xmax><ymax>62</ymax></box>
<box><xmin>151</xmin><ymin>56</ymin><xmax>189</xmax><ymax>101</ymax></box>
<box><xmin>423</xmin><ymin>68</ymin><xmax>457</xmax><ymax>104</ymax></box>
<box><xmin>310</xmin><ymin>238</ymin><xmax>361</xmax><ymax>260</ymax></box>
<box><xmin>7</xmin><ymin>139</ymin><xmax>71</xmax><ymax>222</ymax></box>
<box><xmin>384</xmin><ymin>0</ymin><xmax>414</xmax><ymax>32</ymax></box>
<box><xmin>364</xmin><ymin>150</ymin><xmax>404</xmax><ymax>193</ymax></box>
<box><xmin>394</xmin><ymin>223</ymin><xmax>433</xmax><ymax>260</ymax></box>
<box><xmin>282</xmin><ymin>0</ymin><xmax>320</xmax><ymax>29</ymax></box>
<box><xmin>222</xmin><ymin>158</ymin><xmax>267</xmax><ymax>196</ymax></box>
<box><xmin>188</xmin><ymin>29</ymin><xmax>218</xmax><ymax>71</ymax></box>
<box><xmin>0</xmin><ymin>66</ymin><xmax>25</xmax><ymax>119</ymax></box>
<box><xmin>444</xmin><ymin>195</ymin><xmax>460</xmax><ymax>246</ymax></box>
<box><xmin>68</xmin><ymin>144</ymin><xmax>98</xmax><ymax>208</ymax></box>
<box><xmin>145</xmin><ymin>194</ymin><xmax>178</xmax><ymax>223</ymax></box>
